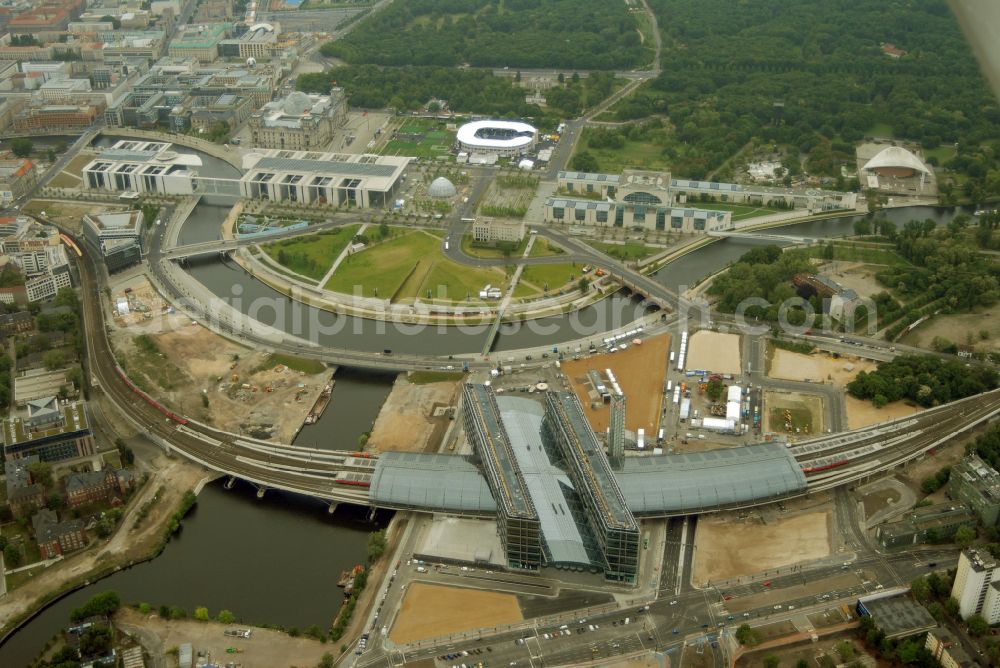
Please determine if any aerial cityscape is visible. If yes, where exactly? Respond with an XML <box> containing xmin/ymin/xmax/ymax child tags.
<box><xmin>0</xmin><ymin>0</ymin><xmax>998</xmax><ymax>667</ymax></box>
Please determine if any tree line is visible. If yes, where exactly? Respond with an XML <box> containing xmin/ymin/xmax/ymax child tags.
<box><xmin>613</xmin><ymin>0</ymin><xmax>1000</xmax><ymax>192</ymax></box>
<box><xmin>873</xmin><ymin>217</ymin><xmax>1000</xmax><ymax>340</ymax></box>
<box><xmin>320</xmin><ymin>0</ymin><xmax>650</xmax><ymax>70</ymax></box>
<box><xmin>847</xmin><ymin>354</ymin><xmax>997</xmax><ymax>407</ymax></box>
<box><xmin>706</xmin><ymin>245</ymin><xmax>815</xmax><ymax>323</ymax></box>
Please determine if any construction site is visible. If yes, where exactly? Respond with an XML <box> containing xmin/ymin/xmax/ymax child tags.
<box><xmin>560</xmin><ymin>334</ymin><xmax>670</xmax><ymax>440</ymax></box>
<box><xmin>107</xmin><ymin>275</ymin><xmax>331</xmax><ymax>442</ymax></box>
<box><xmin>365</xmin><ymin>372</ymin><xmax>462</xmax><ymax>454</ymax></box>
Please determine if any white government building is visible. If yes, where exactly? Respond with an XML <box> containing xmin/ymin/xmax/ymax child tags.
<box><xmin>545</xmin><ymin>169</ymin><xmax>857</xmax><ymax>233</ymax></box>
<box><xmin>82</xmin><ymin>140</ymin><xmax>411</xmax><ymax>208</ymax></box>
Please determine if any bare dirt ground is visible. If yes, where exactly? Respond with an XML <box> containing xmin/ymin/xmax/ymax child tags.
<box><xmin>366</xmin><ymin>375</ymin><xmax>460</xmax><ymax>454</ymax></box>
<box><xmin>692</xmin><ymin>511</ymin><xmax>831</xmax><ymax>585</ymax></box>
<box><xmin>900</xmin><ymin>309</ymin><xmax>1000</xmax><ymax>354</ymax></box>
<box><xmin>763</xmin><ymin>390</ymin><xmax>825</xmax><ymax>437</ymax></box>
<box><xmin>23</xmin><ymin>198</ymin><xmax>131</xmax><ymax>235</ymax></box>
<box><xmin>108</xmin><ymin>275</ymin><xmax>329</xmax><ymax>442</ymax></box>
<box><xmin>818</xmin><ymin>262</ymin><xmax>886</xmax><ymax>300</ymax></box>
<box><xmin>389</xmin><ymin>583</ymin><xmax>522</xmax><ymax>644</ymax></box>
<box><xmin>768</xmin><ymin>349</ymin><xmax>877</xmax><ymax>386</ymax></box>
<box><xmin>0</xmin><ymin>454</ymin><xmax>209</xmax><ymax>629</ymax></box>
<box><xmin>686</xmin><ymin>330</ymin><xmax>741</xmax><ymax>375</ymax></box>
<box><xmin>561</xmin><ymin>334</ymin><xmax>670</xmax><ymax>434</ymax></box>
<box><xmin>116</xmin><ymin>607</ymin><xmax>330</xmax><ymax>668</ymax></box>
<box><xmin>845</xmin><ymin>396</ymin><xmax>921</xmax><ymax>430</ymax></box>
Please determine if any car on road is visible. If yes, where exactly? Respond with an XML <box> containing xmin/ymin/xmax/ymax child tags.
<box><xmin>773</xmin><ymin>605</ymin><xmax>782</xmax><ymax>610</ymax></box>
<box><xmin>763</xmin><ymin>581</ymin><xmax>772</xmax><ymax>587</ymax></box>
<box><xmin>669</xmin><ymin>600</ymin><xmax>678</xmax><ymax>605</ymax></box>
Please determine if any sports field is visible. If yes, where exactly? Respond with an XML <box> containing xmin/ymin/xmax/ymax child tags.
<box><xmin>381</xmin><ymin>118</ymin><xmax>455</xmax><ymax>160</ymax></box>
<box><xmin>389</xmin><ymin>582</ymin><xmax>522</xmax><ymax>644</ymax></box>
<box><xmin>326</xmin><ymin>229</ymin><xmax>506</xmax><ymax>302</ymax></box>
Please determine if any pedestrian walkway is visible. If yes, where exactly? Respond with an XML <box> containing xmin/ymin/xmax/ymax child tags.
<box><xmin>319</xmin><ymin>222</ymin><xmax>369</xmax><ymax>287</ymax></box>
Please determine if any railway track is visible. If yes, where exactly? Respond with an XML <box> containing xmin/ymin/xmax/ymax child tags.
<box><xmin>70</xmin><ymin>229</ymin><xmax>374</xmax><ymax>506</ymax></box>
<box><xmin>66</xmin><ymin>221</ymin><xmax>1000</xmax><ymax>511</ymax></box>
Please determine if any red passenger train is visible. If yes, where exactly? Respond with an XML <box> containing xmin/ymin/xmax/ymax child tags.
<box><xmin>800</xmin><ymin>459</ymin><xmax>849</xmax><ymax>474</ymax></box>
<box><xmin>115</xmin><ymin>366</ymin><xmax>189</xmax><ymax>425</ymax></box>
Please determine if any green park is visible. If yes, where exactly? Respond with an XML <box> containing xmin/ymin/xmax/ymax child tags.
<box><xmin>324</xmin><ymin>229</ymin><xmax>509</xmax><ymax>302</ymax></box>
<box><xmin>261</xmin><ymin>225</ymin><xmax>360</xmax><ymax>282</ymax></box>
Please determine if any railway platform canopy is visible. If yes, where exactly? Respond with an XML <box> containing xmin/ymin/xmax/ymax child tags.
<box><xmin>616</xmin><ymin>443</ymin><xmax>807</xmax><ymax>515</ymax></box>
<box><xmin>369</xmin><ymin>451</ymin><xmax>497</xmax><ymax>515</ymax></box>
<box><xmin>369</xmin><ymin>413</ymin><xmax>806</xmax><ymax>519</ymax></box>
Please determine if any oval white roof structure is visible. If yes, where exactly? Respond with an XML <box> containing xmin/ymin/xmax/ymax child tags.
<box><xmin>427</xmin><ymin>176</ymin><xmax>457</xmax><ymax>198</ymax></box>
<box><xmin>457</xmin><ymin>119</ymin><xmax>537</xmax><ymax>150</ymax></box>
<box><xmin>863</xmin><ymin>146</ymin><xmax>930</xmax><ymax>174</ymax></box>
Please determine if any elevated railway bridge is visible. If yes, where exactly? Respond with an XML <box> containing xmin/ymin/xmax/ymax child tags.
<box><xmin>69</xmin><ymin>206</ymin><xmax>1000</xmax><ymax>517</ymax></box>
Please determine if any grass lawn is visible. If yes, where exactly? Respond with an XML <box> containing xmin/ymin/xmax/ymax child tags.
<box><xmin>407</xmin><ymin>257</ymin><xmax>506</xmax><ymax>302</ymax></box>
<box><xmin>691</xmin><ymin>201</ymin><xmax>780</xmax><ymax>221</ymax></box>
<box><xmin>262</xmin><ymin>225</ymin><xmax>359</xmax><ymax>281</ymax></box>
<box><xmin>327</xmin><ymin>230</ymin><xmax>504</xmax><ymax>302</ymax></box>
<box><xmin>461</xmin><ymin>234</ymin><xmax>528</xmax><ymax>259</ymax></box>
<box><xmin>802</xmin><ymin>243</ymin><xmax>909</xmax><ymax>266</ymax></box>
<box><xmin>923</xmin><ymin>145</ymin><xmax>956</xmax><ymax>164</ymax></box>
<box><xmin>528</xmin><ymin>237</ymin><xmax>564</xmax><ymax>257</ymax></box>
<box><xmin>48</xmin><ymin>154</ymin><xmax>96</xmax><ymax>187</ymax></box>
<box><xmin>382</xmin><ymin>118</ymin><xmax>456</xmax><ymax>160</ymax></box>
<box><xmin>866</xmin><ymin>123</ymin><xmax>896</xmax><ymax>138</ymax></box>
<box><xmin>326</xmin><ymin>230</ymin><xmax>441</xmax><ymax>299</ymax></box>
<box><xmin>254</xmin><ymin>353</ymin><xmax>326</xmax><ymax>375</ymax></box>
<box><xmin>511</xmin><ymin>281</ymin><xmax>541</xmax><ymax>299</ymax></box>
<box><xmin>581</xmin><ymin>136</ymin><xmax>672</xmax><ymax>174</ymax></box>
<box><xmin>520</xmin><ymin>263</ymin><xmax>581</xmax><ymax>292</ymax></box>
<box><xmin>587</xmin><ymin>240</ymin><xmax>660</xmax><ymax>261</ymax></box>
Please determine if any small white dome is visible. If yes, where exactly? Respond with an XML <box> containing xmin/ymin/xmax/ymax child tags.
<box><xmin>428</xmin><ymin>177</ymin><xmax>457</xmax><ymax>198</ymax></box>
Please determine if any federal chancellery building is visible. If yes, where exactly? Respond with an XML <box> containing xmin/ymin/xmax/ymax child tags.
<box><xmin>544</xmin><ymin>169</ymin><xmax>858</xmax><ymax>233</ymax></box>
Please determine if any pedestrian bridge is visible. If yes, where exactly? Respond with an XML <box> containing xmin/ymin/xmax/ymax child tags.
<box><xmin>707</xmin><ymin>230</ymin><xmax>816</xmax><ymax>244</ymax></box>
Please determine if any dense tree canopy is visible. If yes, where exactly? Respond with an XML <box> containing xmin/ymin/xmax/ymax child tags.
<box><xmin>612</xmin><ymin>0</ymin><xmax>1000</xmax><ymax>189</ymax></box>
<box><xmin>299</xmin><ymin>66</ymin><xmax>544</xmax><ymax>117</ymax></box>
<box><xmin>847</xmin><ymin>354</ymin><xmax>997</xmax><ymax>407</ymax></box>
<box><xmin>972</xmin><ymin>424</ymin><xmax>1000</xmax><ymax>473</ymax></box>
<box><xmin>321</xmin><ymin>0</ymin><xmax>651</xmax><ymax>70</ymax></box>
<box><xmin>707</xmin><ymin>245</ymin><xmax>813</xmax><ymax>321</ymax></box>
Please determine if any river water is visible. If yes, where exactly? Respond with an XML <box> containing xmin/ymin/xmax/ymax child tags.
<box><xmin>0</xmin><ymin>137</ymin><xmax>972</xmax><ymax>662</ymax></box>
<box><xmin>0</xmin><ymin>478</ymin><xmax>386</xmax><ymax>665</ymax></box>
